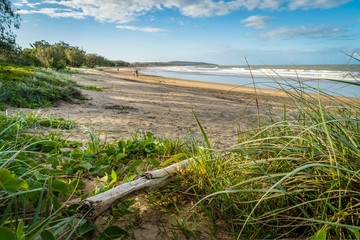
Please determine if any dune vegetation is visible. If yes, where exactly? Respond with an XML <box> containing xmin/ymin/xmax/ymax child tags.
<box><xmin>0</xmin><ymin>63</ymin><xmax>86</xmax><ymax>110</ymax></box>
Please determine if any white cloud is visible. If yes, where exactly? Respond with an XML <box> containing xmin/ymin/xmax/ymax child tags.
<box><xmin>14</xmin><ymin>0</ymin><xmax>351</xmax><ymax>24</ymax></box>
<box><xmin>165</xmin><ymin>0</ymin><xmax>237</xmax><ymax>17</ymax></box>
<box><xmin>14</xmin><ymin>0</ymin><xmax>41</xmax><ymax>8</ymax></box>
<box><xmin>116</xmin><ymin>25</ymin><xmax>167</xmax><ymax>33</ymax></box>
<box><xmin>262</xmin><ymin>25</ymin><xmax>346</xmax><ymax>40</ymax></box>
<box><xmin>18</xmin><ymin>8</ymin><xmax>86</xmax><ymax>19</ymax></box>
<box><xmin>288</xmin><ymin>0</ymin><xmax>352</xmax><ymax>10</ymax></box>
<box><xmin>241</xmin><ymin>15</ymin><xmax>272</xmax><ymax>29</ymax></box>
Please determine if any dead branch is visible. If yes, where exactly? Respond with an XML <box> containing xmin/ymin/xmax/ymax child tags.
<box><xmin>77</xmin><ymin>158</ymin><xmax>193</xmax><ymax>219</ymax></box>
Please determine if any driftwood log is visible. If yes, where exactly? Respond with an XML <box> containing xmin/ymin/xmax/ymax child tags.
<box><xmin>77</xmin><ymin>158</ymin><xmax>193</xmax><ymax>219</ymax></box>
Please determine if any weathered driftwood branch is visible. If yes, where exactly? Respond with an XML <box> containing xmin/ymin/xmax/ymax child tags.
<box><xmin>77</xmin><ymin>158</ymin><xmax>193</xmax><ymax>219</ymax></box>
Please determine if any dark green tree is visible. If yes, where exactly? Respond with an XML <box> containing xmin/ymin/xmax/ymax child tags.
<box><xmin>0</xmin><ymin>0</ymin><xmax>21</xmax><ymax>60</ymax></box>
<box><xmin>85</xmin><ymin>53</ymin><xmax>105</xmax><ymax>68</ymax></box>
<box><xmin>64</xmin><ymin>45</ymin><xmax>86</xmax><ymax>67</ymax></box>
<box><xmin>30</xmin><ymin>40</ymin><xmax>67</xmax><ymax>70</ymax></box>
<box><xmin>1</xmin><ymin>1</ymin><xmax>20</xmax><ymax>42</ymax></box>
<box><xmin>113</xmin><ymin>60</ymin><xmax>130</xmax><ymax>67</ymax></box>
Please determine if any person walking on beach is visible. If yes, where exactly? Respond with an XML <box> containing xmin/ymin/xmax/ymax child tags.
<box><xmin>133</xmin><ymin>69</ymin><xmax>139</xmax><ymax>78</ymax></box>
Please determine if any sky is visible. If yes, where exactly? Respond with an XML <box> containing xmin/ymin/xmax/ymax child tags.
<box><xmin>12</xmin><ymin>0</ymin><xmax>360</xmax><ymax>65</ymax></box>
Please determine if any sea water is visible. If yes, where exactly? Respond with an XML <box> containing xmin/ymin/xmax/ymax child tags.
<box><xmin>140</xmin><ymin>65</ymin><xmax>360</xmax><ymax>98</ymax></box>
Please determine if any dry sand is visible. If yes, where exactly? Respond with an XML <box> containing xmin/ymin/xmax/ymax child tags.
<box><xmin>9</xmin><ymin>67</ymin><xmax>292</xmax><ymax>147</ymax></box>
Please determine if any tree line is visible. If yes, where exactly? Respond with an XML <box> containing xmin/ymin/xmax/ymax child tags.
<box><xmin>2</xmin><ymin>39</ymin><xmax>130</xmax><ymax>70</ymax></box>
<box><xmin>17</xmin><ymin>40</ymin><xmax>129</xmax><ymax>69</ymax></box>
<box><xmin>0</xmin><ymin>0</ymin><xmax>129</xmax><ymax>70</ymax></box>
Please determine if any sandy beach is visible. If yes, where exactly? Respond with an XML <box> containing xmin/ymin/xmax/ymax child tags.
<box><xmin>9</xmin><ymin>67</ymin><xmax>292</xmax><ymax>147</ymax></box>
<box><xmin>6</xmin><ymin>67</ymin><xmax>355</xmax><ymax>239</ymax></box>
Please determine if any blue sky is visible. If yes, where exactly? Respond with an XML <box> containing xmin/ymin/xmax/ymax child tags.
<box><xmin>13</xmin><ymin>0</ymin><xmax>360</xmax><ymax>65</ymax></box>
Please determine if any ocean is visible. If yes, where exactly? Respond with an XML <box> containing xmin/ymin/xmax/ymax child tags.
<box><xmin>139</xmin><ymin>65</ymin><xmax>360</xmax><ymax>98</ymax></box>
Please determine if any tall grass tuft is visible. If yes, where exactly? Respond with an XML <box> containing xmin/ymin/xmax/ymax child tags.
<box><xmin>179</xmin><ymin>78</ymin><xmax>360</xmax><ymax>239</ymax></box>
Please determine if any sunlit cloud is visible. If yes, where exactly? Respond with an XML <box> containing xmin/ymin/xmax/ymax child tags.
<box><xmin>241</xmin><ymin>15</ymin><xmax>272</xmax><ymax>29</ymax></box>
<box><xmin>116</xmin><ymin>25</ymin><xmax>167</xmax><ymax>33</ymax></box>
<box><xmin>288</xmin><ymin>0</ymin><xmax>352</xmax><ymax>10</ymax></box>
<box><xmin>18</xmin><ymin>8</ymin><xmax>86</xmax><ymax>19</ymax></box>
<box><xmin>262</xmin><ymin>25</ymin><xmax>346</xmax><ymax>40</ymax></box>
<box><xmin>14</xmin><ymin>0</ymin><xmax>41</xmax><ymax>8</ymax></box>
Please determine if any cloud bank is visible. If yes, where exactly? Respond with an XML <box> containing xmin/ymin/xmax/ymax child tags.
<box><xmin>15</xmin><ymin>0</ymin><xmax>351</xmax><ymax>38</ymax></box>
<box><xmin>15</xmin><ymin>0</ymin><xmax>352</xmax><ymax>24</ymax></box>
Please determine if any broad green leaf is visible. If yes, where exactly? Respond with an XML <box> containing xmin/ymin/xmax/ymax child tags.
<box><xmin>115</xmin><ymin>153</ymin><xmax>127</xmax><ymax>161</ymax></box>
<box><xmin>99</xmin><ymin>226</ymin><xmax>129</xmax><ymax>240</ymax></box>
<box><xmin>123</xmin><ymin>173</ymin><xmax>136</xmax><ymax>182</ymax></box>
<box><xmin>16</xmin><ymin>221</ymin><xmax>25</xmax><ymax>239</ymax></box>
<box><xmin>127</xmin><ymin>160</ymin><xmax>142</xmax><ymax>172</ymax></box>
<box><xmin>78</xmin><ymin>221</ymin><xmax>96</xmax><ymax>236</ymax></box>
<box><xmin>51</xmin><ymin>179</ymin><xmax>69</xmax><ymax>196</ymax></box>
<box><xmin>118</xmin><ymin>140</ymin><xmax>127</xmax><ymax>150</ymax></box>
<box><xmin>41</xmin><ymin>141</ymin><xmax>57</xmax><ymax>152</ymax></box>
<box><xmin>105</xmin><ymin>146</ymin><xmax>116</xmax><ymax>154</ymax></box>
<box><xmin>69</xmin><ymin>178</ymin><xmax>85</xmax><ymax>190</ymax></box>
<box><xmin>14</xmin><ymin>167</ymin><xmax>29</xmax><ymax>176</ymax></box>
<box><xmin>0</xmin><ymin>227</ymin><xmax>17</xmax><ymax>240</ymax></box>
<box><xmin>78</xmin><ymin>161</ymin><xmax>93</xmax><ymax>170</ymax></box>
<box><xmin>109</xmin><ymin>169</ymin><xmax>117</xmax><ymax>185</ymax></box>
<box><xmin>0</xmin><ymin>168</ymin><xmax>28</xmax><ymax>193</ymax></box>
<box><xmin>71</xmin><ymin>148</ymin><xmax>83</xmax><ymax>159</ymax></box>
<box><xmin>147</xmin><ymin>158</ymin><xmax>160</xmax><ymax>167</ymax></box>
<box><xmin>99</xmin><ymin>175</ymin><xmax>108</xmax><ymax>183</ymax></box>
<box><xmin>41</xmin><ymin>230</ymin><xmax>56</xmax><ymax>240</ymax></box>
<box><xmin>83</xmin><ymin>153</ymin><xmax>95</xmax><ymax>160</ymax></box>
<box><xmin>311</xmin><ymin>229</ymin><xmax>327</xmax><ymax>240</ymax></box>
<box><xmin>34</xmin><ymin>171</ymin><xmax>49</xmax><ymax>181</ymax></box>
<box><xmin>65</xmin><ymin>167</ymin><xmax>75</xmax><ymax>175</ymax></box>
<box><xmin>91</xmin><ymin>165</ymin><xmax>109</xmax><ymax>175</ymax></box>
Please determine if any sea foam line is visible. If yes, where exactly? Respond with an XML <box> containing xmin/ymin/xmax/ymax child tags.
<box><xmin>146</xmin><ymin>66</ymin><xmax>359</xmax><ymax>82</ymax></box>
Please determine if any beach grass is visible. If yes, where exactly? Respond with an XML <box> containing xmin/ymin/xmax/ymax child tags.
<box><xmin>162</xmin><ymin>80</ymin><xmax>360</xmax><ymax>239</ymax></box>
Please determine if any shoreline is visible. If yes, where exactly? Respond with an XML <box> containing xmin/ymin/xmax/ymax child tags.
<box><xmin>103</xmin><ymin>67</ymin><xmax>291</xmax><ymax>98</ymax></box>
<box><xmin>103</xmin><ymin>67</ymin><xmax>357</xmax><ymax>103</ymax></box>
